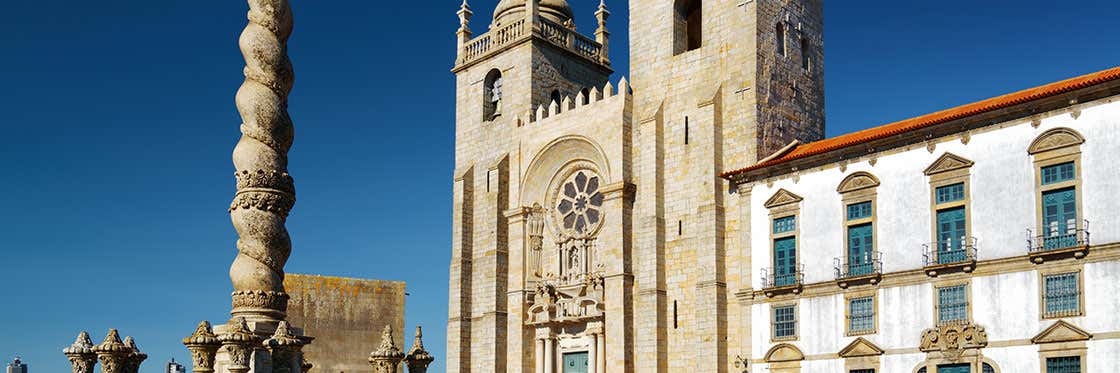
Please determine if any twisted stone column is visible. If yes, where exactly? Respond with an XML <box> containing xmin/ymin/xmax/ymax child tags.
<box><xmin>183</xmin><ymin>321</ymin><xmax>221</xmax><ymax>373</ymax></box>
<box><xmin>228</xmin><ymin>0</ymin><xmax>297</xmax><ymax>323</ymax></box>
<box><xmin>219</xmin><ymin>318</ymin><xmax>262</xmax><ymax>373</ymax></box>
<box><xmin>94</xmin><ymin>329</ymin><xmax>130</xmax><ymax>373</ymax></box>
<box><xmin>369</xmin><ymin>325</ymin><xmax>405</xmax><ymax>373</ymax></box>
<box><xmin>404</xmin><ymin>326</ymin><xmax>434</xmax><ymax>373</ymax></box>
<box><xmin>63</xmin><ymin>331</ymin><xmax>97</xmax><ymax>373</ymax></box>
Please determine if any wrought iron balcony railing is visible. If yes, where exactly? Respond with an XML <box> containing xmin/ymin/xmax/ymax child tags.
<box><xmin>834</xmin><ymin>251</ymin><xmax>883</xmax><ymax>280</ymax></box>
<box><xmin>1028</xmin><ymin>220</ymin><xmax>1090</xmax><ymax>254</ymax></box>
<box><xmin>923</xmin><ymin>237</ymin><xmax>979</xmax><ymax>267</ymax></box>
<box><xmin>761</xmin><ymin>264</ymin><xmax>805</xmax><ymax>289</ymax></box>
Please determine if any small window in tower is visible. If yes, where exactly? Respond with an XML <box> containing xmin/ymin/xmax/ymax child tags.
<box><xmin>550</xmin><ymin>89</ymin><xmax>562</xmax><ymax>108</ymax></box>
<box><xmin>673</xmin><ymin>300</ymin><xmax>679</xmax><ymax>329</ymax></box>
<box><xmin>580</xmin><ymin>88</ymin><xmax>591</xmax><ymax>105</ymax></box>
<box><xmin>800</xmin><ymin>37</ymin><xmax>811</xmax><ymax>71</ymax></box>
<box><xmin>684</xmin><ymin>116</ymin><xmax>690</xmax><ymax>145</ymax></box>
<box><xmin>673</xmin><ymin>0</ymin><xmax>703</xmax><ymax>55</ymax></box>
<box><xmin>483</xmin><ymin>69</ymin><xmax>503</xmax><ymax>121</ymax></box>
<box><xmin>776</xmin><ymin>23</ymin><xmax>786</xmax><ymax>57</ymax></box>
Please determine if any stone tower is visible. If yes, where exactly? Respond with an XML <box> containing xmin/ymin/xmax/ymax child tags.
<box><xmin>449</xmin><ymin>0</ymin><xmax>824</xmax><ymax>372</ymax></box>
<box><xmin>448</xmin><ymin>0</ymin><xmax>614</xmax><ymax>372</ymax></box>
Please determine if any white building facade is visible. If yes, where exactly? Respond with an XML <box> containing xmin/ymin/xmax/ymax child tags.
<box><xmin>724</xmin><ymin>70</ymin><xmax>1120</xmax><ymax>373</ymax></box>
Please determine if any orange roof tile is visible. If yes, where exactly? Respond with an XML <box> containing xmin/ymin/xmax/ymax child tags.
<box><xmin>721</xmin><ymin>66</ymin><xmax>1120</xmax><ymax>179</ymax></box>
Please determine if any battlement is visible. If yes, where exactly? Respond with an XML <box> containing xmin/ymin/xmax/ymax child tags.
<box><xmin>515</xmin><ymin>77</ymin><xmax>629</xmax><ymax>127</ymax></box>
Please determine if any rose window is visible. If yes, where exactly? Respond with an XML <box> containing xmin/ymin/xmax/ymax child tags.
<box><xmin>555</xmin><ymin>171</ymin><xmax>604</xmax><ymax>235</ymax></box>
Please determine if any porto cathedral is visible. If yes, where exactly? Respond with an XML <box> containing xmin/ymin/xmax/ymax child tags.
<box><xmin>447</xmin><ymin>0</ymin><xmax>1120</xmax><ymax>373</ymax></box>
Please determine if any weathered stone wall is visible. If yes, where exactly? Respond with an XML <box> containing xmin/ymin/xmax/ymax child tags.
<box><xmin>284</xmin><ymin>274</ymin><xmax>405</xmax><ymax>373</ymax></box>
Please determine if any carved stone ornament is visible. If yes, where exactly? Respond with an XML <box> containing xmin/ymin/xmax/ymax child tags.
<box><xmin>550</xmin><ymin>168</ymin><xmax>606</xmax><ymax>240</ymax></box>
<box><xmin>838</xmin><ymin>337</ymin><xmax>884</xmax><ymax>358</ymax></box>
<box><xmin>1031</xmin><ymin>320</ymin><xmax>1093</xmax><ymax>344</ymax></box>
<box><xmin>93</xmin><ymin>329</ymin><xmax>131</xmax><ymax>373</ymax></box>
<box><xmin>369</xmin><ymin>325</ymin><xmax>405</xmax><ymax>373</ymax></box>
<box><xmin>405</xmin><ymin>326</ymin><xmax>435</xmax><ymax>373</ymax></box>
<box><xmin>63</xmin><ymin>331</ymin><xmax>98</xmax><ymax>373</ymax></box>
<box><xmin>764</xmin><ymin>188</ymin><xmax>803</xmax><ymax>209</ymax></box>
<box><xmin>182</xmin><ymin>321</ymin><xmax>221</xmax><ymax>373</ymax></box>
<box><xmin>232</xmin><ymin>290</ymin><xmax>290</xmax><ymax>314</ymax></box>
<box><xmin>1028</xmin><ymin>127</ymin><xmax>1085</xmax><ymax>155</ymax></box>
<box><xmin>919</xmin><ymin>323</ymin><xmax>989</xmax><ymax>362</ymax></box>
<box><xmin>122</xmin><ymin>336</ymin><xmax>147</xmax><ymax>373</ymax></box>
<box><xmin>923</xmin><ymin>152</ymin><xmax>975</xmax><ymax>176</ymax></box>
<box><xmin>763</xmin><ymin>343</ymin><xmax>804</xmax><ymax>363</ymax></box>
<box><xmin>218</xmin><ymin>318</ymin><xmax>261</xmax><ymax>373</ymax></box>
<box><xmin>836</xmin><ymin>171</ymin><xmax>880</xmax><ymax>193</ymax></box>
<box><xmin>264</xmin><ymin>321</ymin><xmax>310</xmax><ymax>373</ymax></box>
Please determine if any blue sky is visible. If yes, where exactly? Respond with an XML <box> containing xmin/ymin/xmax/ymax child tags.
<box><xmin>0</xmin><ymin>1</ymin><xmax>1116</xmax><ymax>372</ymax></box>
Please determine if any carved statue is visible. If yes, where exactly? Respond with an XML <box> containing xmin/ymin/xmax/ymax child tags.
<box><xmin>228</xmin><ymin>0</ymin><xmax>298</xmax><ymax>323</ymax></box>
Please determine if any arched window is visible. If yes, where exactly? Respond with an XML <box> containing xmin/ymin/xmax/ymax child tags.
<box><xmin>483</xmin><ymin>69</ymin><xmax>503</xmax><ymax>121</ymax></box>
<box><xmin>983</xmin><ymin>363</ymin><xmax>996</xmax><ymax>373</ymax></box>
<box><xmin>550</xmin><ymin>89</ymin><xmax>563</xmax><ymax>108</ymax></box>
<box><xmin>800</xmin><ymin>37</ymin><xmax>811</xmax><ymax>70</ymax></box>
<box><xmin>776</xmin><ymin>23</ymin><xmax>786</xmax><ymax>57</ymax></box>
<box><xmin>673</xmin><ymin>0</ymin><xmax>702</xmax><ymax>55</ymax></box>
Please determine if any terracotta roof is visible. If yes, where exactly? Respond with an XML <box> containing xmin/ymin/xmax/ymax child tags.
<box><xmin>720</xmin><ymin>66</ymin><xmax>1120</xmax><ymax>179</ymax></box>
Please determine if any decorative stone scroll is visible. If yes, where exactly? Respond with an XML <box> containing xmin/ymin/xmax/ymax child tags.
<box><xmin>182</xmin><ymin>321</ymin><xmax>221</xmax><ymax>373</ymax></box>
<box><xmin>919</xmin><ymin>323</ymin><xmax>989</xmax><ymax>362</ymax></box>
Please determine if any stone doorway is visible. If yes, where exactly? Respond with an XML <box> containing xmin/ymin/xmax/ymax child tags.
<box><xmin>563</xmin><ymin>352</ymin><xmax>589</xmax><ymax>373</ymax></box>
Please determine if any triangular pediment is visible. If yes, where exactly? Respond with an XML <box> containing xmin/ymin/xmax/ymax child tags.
<box><xmin>1029</xmin><ymin>127</ymin><xmax>1085</xmax><ymax>154</ymax></box>
<box><xmin>764</xmin><ymin>189</ymin><xmax>803</xmax><ymax>209</ymax></box>
<box><xmin>1031</xmin><ymin>320</ymin><xmax>1093</xmax><ymax>344</ymax></box>
<box><xmin>837</xmin><ymin>172</ymin><xmax>881</xmax><ymax>193</ymax></box>
<box><xmin>838</xmin><ymin>337</ymin><xmax>884</xmax><ymax>358</ymax></box>
<box><xmin>764</xmin><ymin>343</ymin><xmax>804</xmax><ymax>362</ymax></box>
<box><xmin>924</xmin><ymin>152</ymin><xmax>975</xmax><ymax>176</ymax></box>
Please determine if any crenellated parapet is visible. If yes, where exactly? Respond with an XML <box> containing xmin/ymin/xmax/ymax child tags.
<box><xmin>516</xmin><ymin>77</ymin><xmax>629</xmax><ymax>127</ymax></box>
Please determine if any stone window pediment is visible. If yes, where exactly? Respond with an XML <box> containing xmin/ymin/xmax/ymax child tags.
<box><xmin>765</xmin><ymin>188</ymin><xmax>803</xmax><ymax>209</ymax></box>
<box><xmin>839</xmin><ymin>337</ymin><xmax>884</xmax><ymax>358</ymax></box>
<box><xmin>1028</xmin><ymin>127</ymin><xmax>1085</xmax><ymax>155</ymax></box>
<box><xmin>837</xmin><ymin>171</ymin><xmax>881</xmax><ymax>193</ymax></box>
<box><xmin>763</xmin><ymin>343</ymin><xmax>804</xmax><ymax>363</ymax></box>
<box><xmin>924</xmin><ymin>153</ymin><xmax>975</xmax><ymax>176</ymax></box>
<box><xmin>1031</xmin><ymin>320</ymin><xmax>1093</xmax><ymax>344</ymax></box>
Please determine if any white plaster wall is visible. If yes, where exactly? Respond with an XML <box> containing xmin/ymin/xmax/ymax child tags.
<box><xmin>748</xmin><ymin>97</ymin><xmax>1120</xmax><ymax>284</ymax></box>
<box><xmin>743</xmin><ymin>96</ymin><xmax>1120</xmax><ymax>366</ymax></box>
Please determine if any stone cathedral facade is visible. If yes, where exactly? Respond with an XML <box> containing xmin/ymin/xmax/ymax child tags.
<box><xmin>447</xmin><ymin>1</ymin><xmax>1120</xmax><ymax>373</ymax></box>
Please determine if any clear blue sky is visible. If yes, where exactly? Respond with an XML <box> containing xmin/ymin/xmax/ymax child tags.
<box><xmin>0</xmin><ymin>1</ymin><xmax>1116</xmax><ymax>372</ymax></box>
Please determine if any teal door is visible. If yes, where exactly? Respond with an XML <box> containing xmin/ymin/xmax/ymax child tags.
<box><xmin>936</xmin><ymin>207</ymin><xmax>966</xmax><ymax>263</ymax></box>
<box><xmin>563</xmin><ymin>352</ymin><xmax>588</xmax><ymax>373</ymax></box>
<box><xmin>774</xmin><ymin>237</ymin><xmax>797</xmax><ymax>286</ymax></box>
<box><xmin>937</xmin><ymin>364</ymin><xmax>970</xmax><ymax>373</ymax></box>
<box><xmin>848</xmin><ymin>224</ymin><xmax>873</xmax><ymax>276</ymax></box>
<box><xmin>1042</xmin><ymin>188</ymin><xmax>1077</xmax><ymax>249</ymax></box>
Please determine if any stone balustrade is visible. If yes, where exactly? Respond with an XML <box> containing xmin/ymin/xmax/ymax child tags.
<box><xmin>457</xmin><ymin>17</ymin><xmax>604</xmax><ymax>68</ymax></box>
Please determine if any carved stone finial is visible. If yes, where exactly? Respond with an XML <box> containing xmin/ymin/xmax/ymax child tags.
<box><xmin>182</xmin><ymin>321</ymin><xmax>221</xmax><ymax>373</ymax></box>
<box><xmin>94</xmin><ymin>329</ymin><xmax>130</xmax><ymax>373</ymax></box>
<box><xmin>122</xmin><ymin>336</ymin><xmax>147</xmax><ymax>373</ymax></box>
<box><xmin>594</xmin><ymin>0</ymin><xmax>611</xmax><ymax>65</ymax></box>
<box><xmin>219</xmin><ymin>318</ymin><xmax>261</xmax><ymax>373</ymax></box>
<box><xmin>264</xmin><ymin>321</ymin><xmax>310</xmax><ymax>373</ymax></box>
<box><xmin>369</xmin><ymin>325</ymin><xmax>405</xmax><ymax>373</ymax></box>
<box><xmin>405</xmin><ymin>326</ymin><xmax>435</xmax><ymax>373</ymax></box>
<box><xmin>64</xmin><ymin>331</ymin><xmax>97</xmax><ymax>373</ymax></box>
<box><xmin>228</xmin><ymin>0</ymin><xmax>297</xmax><ymax>324</ymax></box>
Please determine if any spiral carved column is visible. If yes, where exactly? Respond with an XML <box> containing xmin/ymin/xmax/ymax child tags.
<box><xmin>228</xmin><ymin>0</ymin><xmax>297</xmax><ymax>323</ymax></box>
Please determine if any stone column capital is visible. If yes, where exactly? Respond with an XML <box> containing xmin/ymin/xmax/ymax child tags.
<box><xmin>93</xmin><ymin>329</ymin><xmax>131</xmax><ymax>373</ymax></box>
<box><xmin>64</xmin><ymin>331</ymin><xmax>97</xmax><ymax>373</ymax></box>
<box><xmin>182</xmin><ymin>321</ymin><xmax>221</xmax><ymax>373</ymax></box>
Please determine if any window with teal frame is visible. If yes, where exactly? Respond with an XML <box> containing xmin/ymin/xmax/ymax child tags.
<box><xmin>983</xmin><ymin>363</ymin><xmax>996</xmax><ymax>373</ymax></box>
<box><xmin>847</xmin><ymin>201</ymin><xmax>872</xmax><ymax>220</ymax></box>
<box><xmin>773</xmin><ymin>216</ymin><xmax>796</xmax><ymax>234</ymax></box>
<box><xmin>1042</xmin><ymin>162</ymin><xmax>1076</xmax><ymax>185</ymax></box>
<box><xmin>937</xmin><ymin>285</ymin><xmax>967</xmax><ymax>324</ymax></box>
<box><xmin>850</xmin><ymin>370</ymin><xmax>875</xmax><ymax>373</ymax></box>
<box><xmin>848</xmin><ymin>296</ymin><xmax>874</xmax><ymax>333</ymax></box>
<box><xmin>773</xmin><ymin>305</ymin><xmax>796</xmax><ymax>339</ymax></box>
<box><xmin>1046</xmin><ymin>356</ymin><xmax>1080</xmax><ymax>373</ymax></box>
<box><xmin>936</xmin><ymin>183</ymin><xmax>965</xmax><ymax>204</ymax></box>
<box><xmin>1044</xmin><ymin>272</ymin><xmax>1080</xmax><ymax>317</ymax></box>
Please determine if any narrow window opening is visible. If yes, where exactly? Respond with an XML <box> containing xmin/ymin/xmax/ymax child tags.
<box><xmin>776</xmin><ymin>23</ymin><xmax>786</xmax><ymax>57</ymax></box>
<box><xmin>684</xmin><ymin>116</ymin><xmax>690</xmax><ymax>145</ymax></box>
<box><xmin>673</xmin><ymin>301</ymin><xmax>679</xmax><ymax>329</ymax></box>
<box><xmin>800</xmin><ymin>37</ymin><xmax>811</xmax><ymax>70</ymax></box>
<box><xmin>580</xmin><ymin>88</ymin><xmax>591</xmax><ymax>105</ymax></box>
<box><xmin>549</xmin><ymin>90</ymin><xmax>562</xmax><ymax>108</ymax></box>
<box><xmin>678</xmin><ymin>220</ymin><xmax>683</xmax><ymax>236</ymax></box>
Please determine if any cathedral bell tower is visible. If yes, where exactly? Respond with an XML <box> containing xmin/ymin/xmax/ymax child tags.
<box><xmin>448</xmin><ymin>1</ymin><xmax>615</xmax><ymax>373</ymax></box>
